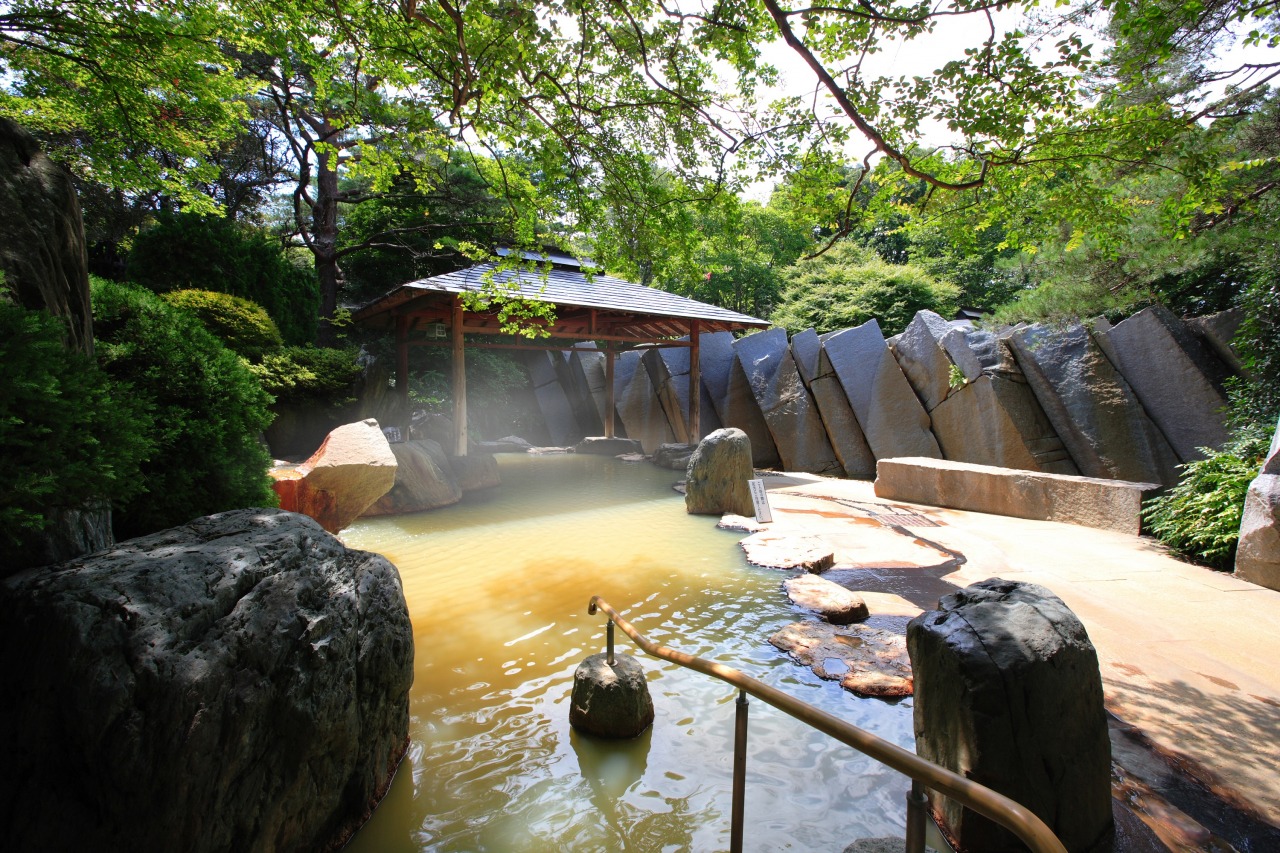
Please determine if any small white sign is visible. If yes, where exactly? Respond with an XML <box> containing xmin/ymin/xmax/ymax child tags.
<box><xmin>748</xmin><ymin>478</ymin><xmax>773</xmax><ymax>524</ymax></box>
<box><xmin>381</xmin><ymin>426</ymin><xmax>403</xmax><ymax>444</ymax></box>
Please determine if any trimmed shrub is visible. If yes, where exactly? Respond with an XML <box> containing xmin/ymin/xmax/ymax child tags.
<box><xmin>90</xmin><ymin>278</ymin><xmax>277</xmax><ymax>539</ymax></box>
<box><xmin>0</xmin><ymin>300</ymin><xmax>153</xmax><ymax>564</ymax></box>
<box><xmin>126</xmin><ymin>212</ymin><xmax>320</xmax><ymax>345</ymax></box>
<box><xmin>162</xmin><ymin>289</ymin><xmax>283</xmax><ymax>360</ymax></box>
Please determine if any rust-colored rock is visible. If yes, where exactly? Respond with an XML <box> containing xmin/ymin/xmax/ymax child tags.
<box><xmin>271</xmin><ymin>419</ymin><xmax>396</xmax><ymax>532</ymax></box>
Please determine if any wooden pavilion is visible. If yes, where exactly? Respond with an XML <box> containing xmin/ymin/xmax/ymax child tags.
<box><xmin>352</xmin><ymin>250</ymin><xmax>770</xmax><ymax>455</ymax></box>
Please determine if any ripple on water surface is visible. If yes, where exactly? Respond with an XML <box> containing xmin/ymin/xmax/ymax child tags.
<box><xmin>341</xmin><ymin>453</ymin><xmax>914</xmax><ymax>852</ymax></box>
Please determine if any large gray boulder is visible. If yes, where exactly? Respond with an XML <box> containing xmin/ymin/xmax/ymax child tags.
<box><xmin>792</xmin><ymin>329</ymin><xmax>876</xmax><ymax>479</ymax></box>
<box><xmin>363</xmin><ymin>438</ymin><xmax>462</xmax><ymax>516</ymax></box>
<box><xmin>0</xmin><ymin>118</ymin><xmax>94</xmax><ymax>355</ymax></box>
<box><xmin>1006</xmin><ymin>323</ymin><xmax>1180</xmax><ymax>485</ymax></box>
<box><xmin>733</xmin><ymin>328</ymin><xmax>841</xmax><ymax>475</ymax></box>
<box><xmin>1236</xmin><ymin>416</ymin><xmax>1280</xmax><ymax>591</ymax></box>
<box><xmin>907</xmin><ymin>579</ymin><xmax>1112</xmax><ymax>853</ymax></box>
<box><xmin>685</xmin><ymin>427</ymin><xmax>755</xmax><ymax>516</ymax></box>
<box><xmin>698</xmin><ymin>331</ymin><xmax>781</xmax><ymax>467</ymax></box>
<box><xmin>0</xmin><ymin>509</ymin><xmax>414</xmax><ymax>853</ymax></box>
<box><xmin>1095</xmin><ymin>305</ymin><xmax>1231</xmax><ymax>462</ymax></box>
<box><xmin>822</xmin><ymin>320</ymin><xmax>942</xmax><ymax>460</ymax></box>
<box><xmin>1</xmin><ymin>119</ymin><xmax>112</xmax><ymax>568</ymax></box>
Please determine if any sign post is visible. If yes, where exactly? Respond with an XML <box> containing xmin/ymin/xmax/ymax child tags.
<box><xmin>748</xmin><ymin>478</ymin><xmax>773</xmax><ymax>524</ymax></box>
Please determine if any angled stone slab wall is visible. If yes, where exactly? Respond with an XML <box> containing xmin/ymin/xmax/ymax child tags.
<box><xmin>569</xmin><ymin>344</ymin><xmax>620</xmax><ymax>436</ymax></box>
<box><xmin>642</xmin><ymin>347</ymin><xmax>691</xmax><ymax>444</ymax></box>
<box><xmin>556</xmin><ymin>347</ymin><xmax>605</xmax><ymax>437</ymax></box>
<box><xmin>792</xmin><ymin>328</ymin><xmax>876</xmax><ymax>479</ymax></box>
<box><xmin>930</xmin><ymin>375</ymin><xmax>1080</xmax><ymax>474</ymax></box>
<box><xmin>521</xmin><ymin>350</ymin><xmax>583</xmax><ymax>446</ymax></box>
<box><xmin>733</xmin><ymin>328</ymin><xmax>841</xmax><ymax>475</ymax></box>
<box><xmin>823</xmin><ymin>319</ymin><xmax>941</xmax><ymax>461</ymax></box>
<box><xmin>616</xmin><ymin>356</ymin><xmax>677</xmax><ymax>453</ymax></box>
<box><xmin>875</xmin><ymin>456</ymin><xmax>1159</xmax><ymax>535</ymax></box>
<box><xmin>1094</xmin><ymin>305</ymin><xmax>1231</xmax><ymax>462</ymax></box>
<box><xmin>699</xmin><ymin>330</ymin><xmax>781</xmax><ymax>467</ymax></box>
<box><xmin>1005</xmin><ymin>323</ymin><xmax>1181</xmax><ymax>486</ymax></box>
<box><xmin>1186</xmin><ymin>307</ymin><xmax>1246</xmax><ymax>376</ymax></box>
<box><xmin>646</xmin><ymin>338</ymin><xmax>724</xmax><ymax>442</ymax></box>
<box><xmin>893</xmin><ymin>310</ymin><xmax>1076</xmax><ymax>474</ymax></box>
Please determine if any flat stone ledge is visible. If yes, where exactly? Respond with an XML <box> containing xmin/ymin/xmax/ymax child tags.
<box><xmin>574</xmin><ymin>436</ymin><xmax>644</xmax><ymax>456</ymax></box>
<box><xmin>874</xmin><ymin>457</ymin><xmax>1160</xmax><ymax>535</ymax></box>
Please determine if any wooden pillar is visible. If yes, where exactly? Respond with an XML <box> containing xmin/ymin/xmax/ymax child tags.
<box><xmin>395</xmin><ymin>314</ymin><xmax>409</xmax><ymax>410</ymax></box>
<box><xmin>605</xmin><ymin>346</ymin><xmax>616</xmax><ymax>439</ymax></box>
<box><xmin>451</xmin><ymin>296</ymin><xmax>468</xmax><ymax>456</ymax></box>
<box><xmin>688</xmin><ymin>321</ymin><xmax>701</xmax><ymax>443</ymax></box>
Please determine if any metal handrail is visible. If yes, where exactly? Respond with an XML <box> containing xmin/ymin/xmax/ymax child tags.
<box><xmin>588</xmin><ymin>595</ymin><xmax>1069</xmax><ymax>853</ymax></box>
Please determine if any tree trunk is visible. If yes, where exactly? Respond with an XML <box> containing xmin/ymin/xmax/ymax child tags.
<box><xmin>312</xmin><ymin>138</ymin><xmax>342</xmax><ymax>346</ymax></box>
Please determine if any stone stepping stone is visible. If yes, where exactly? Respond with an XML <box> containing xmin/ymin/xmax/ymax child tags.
<box><xmin>783</xmin><ymin>575</ymin><xmax>869</xmax><ymax>624</ymax></box>
<box><xmin>769</xmin><ymin>621</ymin><xmax>913</xmax><ymax>698</ymax></box>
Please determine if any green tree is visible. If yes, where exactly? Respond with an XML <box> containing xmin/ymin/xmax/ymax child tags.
<box><xmin>771</xmin><ymin>240</ymin><xmax>960</xmax><ymax>335</ymax></box>
<box><xmin>91</xmin><ymin>278</ymin><xmax>276</xmax><ymax>539</ymax></box>
<box><xmin>0</xmin><ymin>0</ymin><xmax>251</xmax><ymax>207</ymax></box>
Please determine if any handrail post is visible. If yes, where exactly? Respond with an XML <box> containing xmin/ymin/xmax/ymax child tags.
<box><xmin>730</xmin><ymin>689</ymin><xmax>749</xmax><ymax>853</ymax></box>
<box><xmin>905</xmin><ymin>780</ymin><xmax>929</xmax><ymax>853</ymax></box>
<box><xmin>606</xmin><ymin>619</ymin><xmax>615</xmax><ymax>666</ymax></box>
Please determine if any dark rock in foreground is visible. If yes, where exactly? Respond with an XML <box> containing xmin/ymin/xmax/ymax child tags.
<box><xmin>908</xmin><ymin>578</ymin><xmax>1112</xmax><ymax>853</ymax></box>
<box><xmin>0</xmin><ymin>509</ymin><xmax>414</xmax><ymax>853</ymax></box>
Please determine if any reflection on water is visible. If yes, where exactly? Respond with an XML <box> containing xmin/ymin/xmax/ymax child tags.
<box><xmin>342</xmin><ymin>454</ymin><xmax>913</xmax><ymax>852</ymax></box>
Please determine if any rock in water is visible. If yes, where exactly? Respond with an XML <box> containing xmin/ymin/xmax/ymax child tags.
<box><xmin>907</xmin><ymin>579</ymin><xmax>1112</xmax><ymax>853</ymax></box>
<box><xmin>685</xmin><ymin>427</ymin><xmax>755</xmax><ymax>516</ymax></box>
<box><xmin>363</xmin><ymin>438</ymin><xmax>462</xmax><ymax>516</ymax></box>
<box><xmin>769</xmin><ymin>621</ymin><xmax>913</xmax><ymax>698</ymax></box>
<box><xmin>271</xmin><ymin>418</ymin><xmax>397</xmax><ymax>532</ymax></box>
<box><xmin>783</xmin><ymin>575</ymin><xmax>870</xmax><ymax>624</ymax></box>
<box><xmin>569</xmin><ymin>653</ymin><xmax>655</xmax><ymax>738</ymax></box>
<box><xmin>0</xmin><ymin>509</ymin><xmax>414</xmax><ymax>853</ymax></box>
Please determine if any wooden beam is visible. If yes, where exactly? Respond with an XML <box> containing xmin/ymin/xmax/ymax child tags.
<box><xmin>605</xmin><ymin>346</ymin><xmax>616</xmax><ymax>439</ymax></box>
<box><xmin>689</xmin><ymin>320</ymin><xmax>701</xmax><ymax>442</ymax></box>
<box><xmin>395</xmin><ymin>314</ymin><xmax>409</xmax><ymax>410</ymax></box>
<box><xmin>451</xmin><ymin>296</ymin><xmax>467</xmax><ymax>456</ymax></box>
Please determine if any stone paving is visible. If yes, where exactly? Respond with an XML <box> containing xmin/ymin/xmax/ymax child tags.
<box><xmin>750</xmin><ymin>472</ymin><xmax>1280</xmax><ymax>831</ymax></box>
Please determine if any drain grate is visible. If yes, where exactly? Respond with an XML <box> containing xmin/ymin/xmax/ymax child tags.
<box><xmin>875</xmin><ymin>513</ymin><xmax>940</xmax><ymax>528</ymax></box>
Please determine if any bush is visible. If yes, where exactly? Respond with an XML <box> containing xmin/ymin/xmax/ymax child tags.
<box><xmin>0</xmin><ymin>300</ymin><xmax>153</xmax><ymax>563</ymax></box>
<box><xmin>771</xmin><ymin>240</ymin><xmax>960</xmax><ymax>336</ymax></box>
<box><xmin>90</xmin><ymin>278</ymin><xmax>277</xmax><ymax>539</ymax></box>
<box><xmin>126</xmin><ymin>212</ymin><xmax>320</xmax><ymax>345</ymax></box>
<box><xmin>1144</xmin><ymin>429</ymin><xmax>1271</xmax><ymax>570</ymax></box>
<box><xmin>162</xmin><ymin>289</ymin><xmax>283</xmax><ymax>360</ymax></box>
<box><xmin>247</xmin><ymin>345</ymin><xmax>364</xmax><ymax>406</ymax></box>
